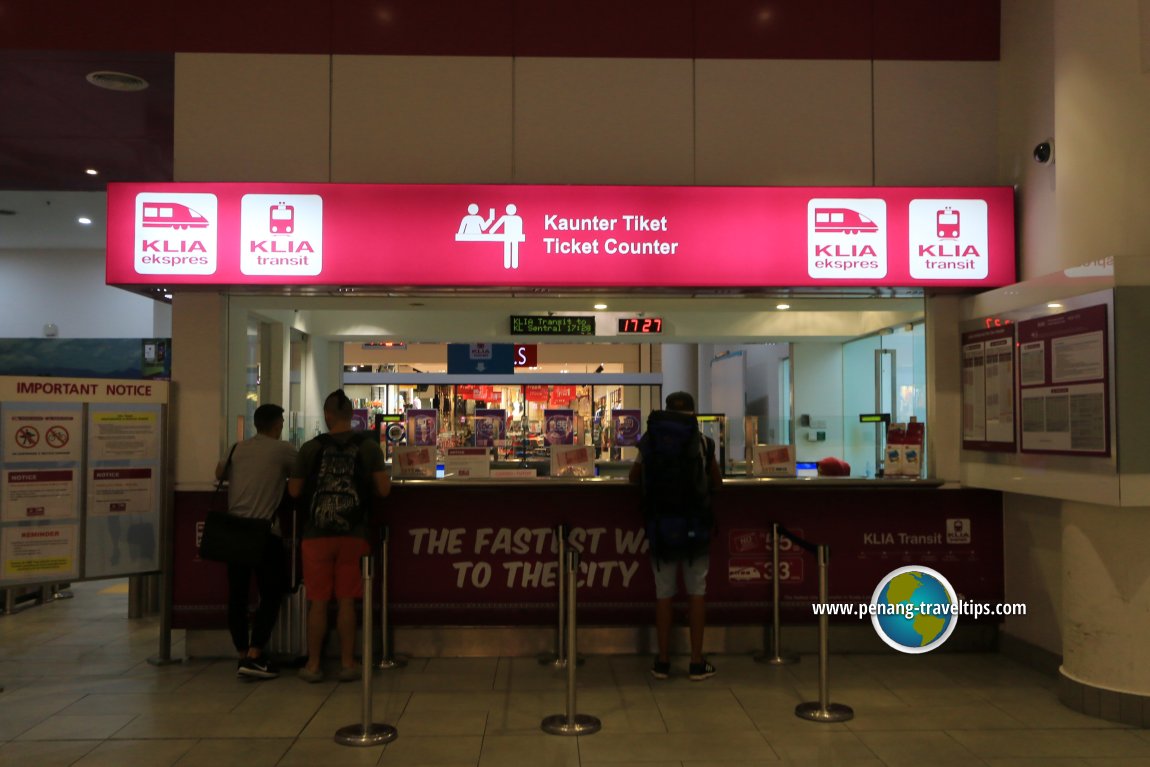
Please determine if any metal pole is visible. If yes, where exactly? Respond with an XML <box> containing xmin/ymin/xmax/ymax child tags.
<box><xmin>378</xmin><ymin>525</ymin><xmax>406</xmax><ymax>669</ymax></box>
<box><xmin>755</xmin><ymin>523</ymin><xmax>797</xmax><ymax>665</ymax></box>
<box><xmin>795</xmin><ymin>545</ymin><xmax>853</xmax><ymax>722</ymax></box>
<box><xmin>149</xmin><ymin>404</ymin><xmax>179</xmax><ymax>666</ymax></box>
<box><xmin>541</xmin><ymin>549</ymin><xmax>601</xmax><ymax>736</ymax></box>
<box><xmin>539</xmin><ymin>523</ymin><xmax>567</xmax><ymax>667</ymax></box>
<box><xmin>335</xmin><ymin>556</ymin><xmax>397</xmax><ymax>747</ymax></box>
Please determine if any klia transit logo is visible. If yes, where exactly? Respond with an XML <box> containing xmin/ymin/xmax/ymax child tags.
<box><xmin>455</xmin><ymin>202</ymin><xmax>525</xmax><ymax>269</ymax></box>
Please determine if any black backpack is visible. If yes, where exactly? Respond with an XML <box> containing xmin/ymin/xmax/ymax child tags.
<box><xmin>639</xmin><ymin>410</ymin><xmax>714</xmax><ymax>562</ymax></box>
<box><xmin>306</xmin><ymin>432</ymin><xmax>370</xmax><ymax>534</ymax></box>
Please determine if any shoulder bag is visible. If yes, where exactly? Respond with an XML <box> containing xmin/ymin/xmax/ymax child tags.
<box><xmin>199</xmin><ymin>443</ymin><xmax>271</xmax><ymax>566</ymax></box>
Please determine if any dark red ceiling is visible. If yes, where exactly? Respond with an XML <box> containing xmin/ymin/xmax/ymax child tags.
<box><xmin>0</xmin><ymin>0</ymin><xmax>999</xmax><ymax>191</ymax></box>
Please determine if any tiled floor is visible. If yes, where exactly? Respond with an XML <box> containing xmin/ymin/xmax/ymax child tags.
<box><xmin>1</xmin><ymin>581</ymin><xmax>1148</xmax><ymax>766</ymax></box>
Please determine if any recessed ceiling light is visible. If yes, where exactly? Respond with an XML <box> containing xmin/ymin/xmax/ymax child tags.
<box><xmin>1047</xmin><ymin>302</ymin><xmax>1063</xmax><ymax>309</ymax></box>
<box><xmin>85</xmin><ymin>168</ymin><xmax>98</xmax><ymax>176</ymax></box>
<box><xmin>163</xmin><ymin>293</ymin><xmax>173</xmax><ymax>300</ymax></box>
<box><xmin>593</xmin><ymin>303</ymin><xmax>608</xmax><ymax>310</ymax></box>
<box><xmin>85</xmin><ymin>71</ymin><xmax>149</xmax><ymax>92</ymax></box>
<box><xmin>776</xmin><ymin>303</ymin><xmax>791</xmax><ymax>310</ymax></box>
<box><xmin>77</xmin><ymin>217</ymin><xmax>92</xmax><ymax>225</ymax></box>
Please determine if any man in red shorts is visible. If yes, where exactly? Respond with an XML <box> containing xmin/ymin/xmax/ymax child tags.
<box><xmin>289</xmin><ymin>389</ymin><xmax>390</xmax><ymax>682</ymax></box>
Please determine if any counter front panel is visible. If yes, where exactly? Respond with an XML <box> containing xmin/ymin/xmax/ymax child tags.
<box><xmin>173</xmin><ymin>481</ymin><xmax>1003</xmax><ymax>629</ymax></box>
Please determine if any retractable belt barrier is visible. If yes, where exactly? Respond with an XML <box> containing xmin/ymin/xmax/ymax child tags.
<box><xmin>754</xmin><ymin>521</ymin><xmax>800</xmax><ymax>667</ymax></box>
<box><xmin>793</xmin><ymin>543</ymin><xmax>854</xmax><ymax>723</ymax></box>
<box><xmin>539</xmin><ymin>523</ymin><xmax>568</xmax><ymax>668</ymax></box>
<box><xmin>335</xmin><ymin>555</ymin><xmax>399</xmax><ymax>747</ymax></box>
<box><xmin>376</xmin><ymin>525</ymin><xmax>406</xmax><ymax>670</ymax></box>
<box><xmin>541</xmin><ymin>549</ymin><xmax>601</xmax><ymax>736</ymax></box>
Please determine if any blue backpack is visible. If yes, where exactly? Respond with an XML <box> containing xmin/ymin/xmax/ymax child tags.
<box><xmin>639</xmin><ymin>410</ymin><xmax>714</xmax><ymax>562</ymax></box>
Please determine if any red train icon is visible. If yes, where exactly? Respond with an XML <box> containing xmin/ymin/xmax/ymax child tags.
<box><xmin>269</xmin><ymin>202</ymin><xmax>294</xmax><ymax>234</ymax></box>
<box><xmin>141</xmin><ymin>202</ymin><xmax>208</xmax><ymax>230</ymax></box>
<box><xmin>937</xmin><ymin>207</ymin><xmax>960</xmax><ymax>239</ymax></box>
<box><xmin>813</xmin><ymin>207</ymin><xmax>879</xmax><ymax>235</ymax></box>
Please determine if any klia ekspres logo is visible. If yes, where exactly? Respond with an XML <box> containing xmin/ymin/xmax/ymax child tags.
<box><xmin>807</xmin><ymin>198</ymin><xmax>888</xmax><ymax>280</ymax></box>
<box><xmin>134</xmin><ymin>193</ymin><xmax>218</xmax><ymax>275</ymax></box>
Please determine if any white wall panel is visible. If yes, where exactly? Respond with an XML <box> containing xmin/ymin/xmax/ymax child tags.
<box><xmin>175</xmin><ymin>54</ymin><xmax>332</xmax><ymax>182</ymax></box>
<box><xmin>874</xmin><ymin>61</ymin><xmax>998</xmax><ymax>186</ymax></box>
<box><xmin>0</xmin><ymin>250</ymin><xmax>160</xmax><ymax>338</ymax></box>
<box><xmin>696</xmin><ymin>59</ymin><xmax>873</xmax><ymax>185</ymax></box>
<box><xmin>332</xmin><ymin>56</ymin><xmax>514</xmax><ymax>183</ymax></box>
<box><xmin>513</xmin><ymin>58</ymin><xmax>694</xmax><ymax>184</ymax></box>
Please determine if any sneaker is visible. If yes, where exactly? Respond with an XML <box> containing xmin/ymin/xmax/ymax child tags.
<box><xmin>650</xmin><ymin>659</ymin><xmax>671</xmax><ymax>680</ymax></box>
<box><xmin>237</xmin><ymin>655</ymin><xmax>279</xmax><ymax>680</ymax></box>
<box><xmin>688</xmin><ymin>660</ymin><xmax>717</xmax><ymax>681</ymax></box>
<box><xmin>298</xmin><ymin>667</ymin><xmax>324</xmax><ymax>683</ymax></box>
<box><xmin>337</xmin><ymin>665</ymin><xmax>362</xmax><ymax>682</ymax></box>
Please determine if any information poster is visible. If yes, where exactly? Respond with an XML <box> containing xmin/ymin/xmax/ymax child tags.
<box><xmin>961</xmin><ymin>324</ymin><xmax>1016</xmax><ymax>451</ymax></box>
<box><xmin>88</xmin><ymin>410</ymin><xmax>158</xmax><ymax>461</ymax></box>
<box><xmin>4</xmin><ymin>409</ymin><xmax>83</xmax><ymax>463</ymax></box>
<box><xmin>543</xmin><ymin>409</ymin><xmax>574</xmax><ymax>445</ymax></box>
<box><xmin>85</xmin><ymin>403</ymin><xmax>163</xmax><ymax>577</ymax></box>
<box><xmin>3</xmin><ymin>469</ymin><xmax>79</xmax><ymax>521</ymax></box>
<box><xmin>2</xmin><ymin>524</ymin><xmax>78</xmax><ymax>581</ymax></box>
<box><xmin>393</xmin><ymin>445</ymin><xmax>436</xmax><ymax>478</ymax></box>
<box><xmin>443</xmin><ymin>447</ymin><xmax>491</xmax><ymax>479</ymax></box>
<box><xmin>611</xmin><ymin>409</ymin><xmax>642</xmax><ymax>447</ymax></box>
<box><xmin>473</xmin><ymin>409</ymin><xmax>505</xmax><ymax>447</ymax></box>
<box><xmin>1017</xmin><ymin>304</ymin><xmax>1110</xmax><ymax>456</ymax></box>
<box><xmin>406</xmin><ymin>409</ymin><xmax>438</xmax><ymax>447</ymax></box>
<box><xmin>550</xmin><ymin>444</ymin><xmax>595</xmax><ymax>477</ymax></box>
<box><xmin>0</xmin><ymin>401</ymin><xmax>83</xmax><ymax>584</ymax></box>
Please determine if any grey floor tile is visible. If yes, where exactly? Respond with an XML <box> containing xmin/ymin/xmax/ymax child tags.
<box><xmin>15</xmin><ymin>713</ymin><xmax>136</xmax><ymax>741</ymax></box>
<box><xmin>578</xmin><ymin>730</ymin><xmax>777</xmax><ymax>763</ymax></box>
<box><xmin>172</xmin><ymin>737</ymin><xmax>292</xmax><ymax>766</ymax></box>
<box><xmin>947</xmin><ymin>729</ymin><xmax>1150</xmax><ymax>760</ymax></box>
<box><xmin>0</xmin><ymin>739</ymin><xmax>101</xmax><ymax>767</ymax></box>
<box><xmin>479</xmin><ymin>733</ymin><xmax>580</xmax><ymax>767</ymax></box>
<box><xmin>71</xmin><ymin>738</ymin><xmax>197</xmax><ymax>767</ymax></box>
<box><xmin>372</xmin><ymin>733</ymin><xmax>483</xmax><ymax>764</ymax></box>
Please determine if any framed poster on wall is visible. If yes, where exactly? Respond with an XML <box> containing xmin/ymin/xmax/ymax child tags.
<box><xmin>961</xmin><ymin>324</ymin><xmax>1017</xmax><ymax>452</ymax></box>
<box><xmin>1017</xmin><ymin>304</ymin><xmax>1110</xmax><ymax>456</ymax></box>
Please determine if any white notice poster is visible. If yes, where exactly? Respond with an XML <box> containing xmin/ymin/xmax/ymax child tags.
<box><xmin>1</xmin><ymin>523</ymin><xmax>79</xmax><ymax>582</ymax></box>
<box><xmin>88</xmin><ymin>411</ymin><xmax>158</xmax><ymax>461</ymax></box>
<box><xmin>3</xmin><ymin>408</ymin><xmax>83</xmax><ymax>463</ymax></box>
<box><xmin>2</xmin><ymin>469</ymin><xmax>78</xmax><ymax>521</ymax></box>
<box><xmin>88</xmin><ymin>468</ymin><xmax>154</xmax><ymax>516</ymax></box>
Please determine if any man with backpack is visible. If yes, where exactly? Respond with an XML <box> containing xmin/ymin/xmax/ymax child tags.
<box><xmin>629</xmin><ymin>391</ymin><xmax>723</xmax><ymax>681</ymax></box>
<box><xmin>288</xmin><ymin>389</ymin><xmax>390</xmax><ymax>683</ymax></box>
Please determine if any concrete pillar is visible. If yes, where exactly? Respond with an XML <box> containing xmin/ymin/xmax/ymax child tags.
<box><xmin>659</xmin><ymin>343</ymin><xmax>698</xmax><ymax>407</ymax></box>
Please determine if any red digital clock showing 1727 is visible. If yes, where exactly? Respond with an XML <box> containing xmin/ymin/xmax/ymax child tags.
<box><xmin>617</xmin><ymin>317</ymin><xmax>663</xmax><ymax>333</ymax></box>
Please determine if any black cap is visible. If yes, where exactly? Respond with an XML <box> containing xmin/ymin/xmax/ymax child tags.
<box><xmin>665</xmin><ymin>391</ymin><xmax>696</xmax><ymax>413</ymax></box>
<box><xmin>253</xmin><ymin>404</ymin><xmax>285</xmax><ymax>431</ymax></box>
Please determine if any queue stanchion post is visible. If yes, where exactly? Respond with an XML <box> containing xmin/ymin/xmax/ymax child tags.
<box><xmin>335</xmin><ymin>555</ymin><xmax>398</xmax><ymax>747</ymax></box>
<box><xmin>538</xmin><ymin>523</ymin><xmax>567</xmax><ymax>667</ymax></box>
<box><xmin>754</xmin><ymin>522</ymin><xmax>798</xmax><ymax>666</ymax></box>
<box><xmin>794</xmin><ymin>544</ymin><xmax>853</xmax><ymax>723</ymax></box>
<box><xmin>541</xmin><ymin>549</ymin><xmax>601</xmax><ymax>736</ymax></box>
<box><xmin>377</xmin><ymin>525</ymin><xmax>406</xmax><ymax>670</ymax></box>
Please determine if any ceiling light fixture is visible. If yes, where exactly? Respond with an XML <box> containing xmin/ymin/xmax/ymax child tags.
<box><xmin>85</xmin><ymin>168</ymin><xmax>98</xmax><ymax>176</ymax></box>
<box><xmin>85</xmin><ymin>71</ymin><xmax>149</xmax><ymax>92</ymax></box>
<box><xmin>776</xmin><ymin>303</ymin><xmax>791</xmax><ymax>310</ymax></box>
<box><xmin>1047</xmin><ymin>302</ymin><xmax>1063</xmax><ymax>309</ymax></box>
<box><xmin>593</xmin><ymin>303</ymin><xmax>608</xmax><ymax>310</ymax></box>
<box><xmin>77</xmin><ymin>217</ymin><xmax>92</xmax><ymax>225</ymax></box>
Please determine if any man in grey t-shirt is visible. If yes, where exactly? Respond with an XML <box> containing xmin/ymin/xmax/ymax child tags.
<box><xmin>215</xmin><ymin>403</ymin><xmax>297</xmax><ymax>680</ymax></box>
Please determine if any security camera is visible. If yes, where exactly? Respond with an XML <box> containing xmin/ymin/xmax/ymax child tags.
<box><xmin>1033</xmin><ymin>140</ymin><xmax>1054</xmax><ymax>164</ymax></box>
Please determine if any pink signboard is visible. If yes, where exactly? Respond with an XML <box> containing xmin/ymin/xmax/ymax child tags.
<box><xmin>107</xmin><ymin>183</ymin><xmax>1015</xmax><ymax>289</ymax></box>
